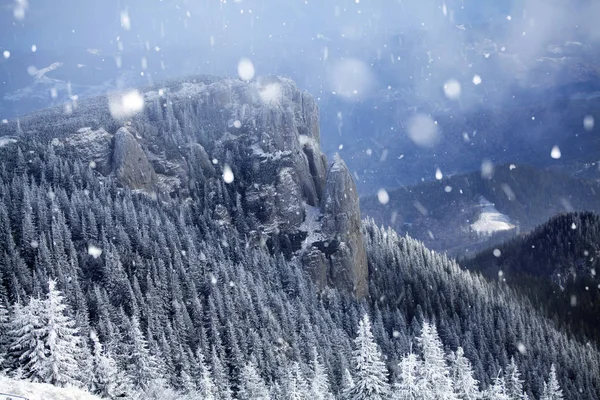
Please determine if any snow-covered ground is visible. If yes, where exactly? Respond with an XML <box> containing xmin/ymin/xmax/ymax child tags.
<box><xmin>470</xmin><ymin>197</ymin><xmax>515</xmax><ymax>235</ymax></box>
<box><xmin>0</xmin><ymin>376</ymin><xmax>101</xmax><ymax>400</ymax></box>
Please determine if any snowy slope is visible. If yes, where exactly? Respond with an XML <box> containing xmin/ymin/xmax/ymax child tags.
<box><xmin>470</xmin><ymin>197</ymin><xmax>515</xmax><ymax>235</ymax></box>
<box><xmin>0</xmin><ymin>377</ymin><xmax>101</xmax><ymax>400</ymax></box>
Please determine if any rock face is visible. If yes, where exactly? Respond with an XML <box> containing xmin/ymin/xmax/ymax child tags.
<box><xmin>112</xmin><ymin>127</ymin><xmax>157</xmax><ymax>191</ymax></box>
<box><xmin>55</xmin><ymin>127</ymin><xmax>113</xmax><ymax>174</ymax></box>
<box><xmin>37</xmin><ymin>76</ymin><xmax>368</xmax><ymax>297</ymax></box>
<box><xmin>320</xmin><ymin>154</ymin><xmax>369</xmax><ymax>298</ymax></box>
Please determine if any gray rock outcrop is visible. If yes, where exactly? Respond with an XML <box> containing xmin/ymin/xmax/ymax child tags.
<box><xmin>44</xmin><ymin>76</ymin><xmax>368</xmax><ymax>297</ymax></box>
<box><xmin>320</xmin><ymin>154</ymin><xmax>369</xmax><ymax>298</ymax></box>
<box><xmin>54</xmin><ymin>127</ymin><xmax>113</xmax><ymax>174</ymax></box>
<box><xmin>112</xmin><ymin>127</ymin><xmax>157</xmax><ymax>191</ymax></box>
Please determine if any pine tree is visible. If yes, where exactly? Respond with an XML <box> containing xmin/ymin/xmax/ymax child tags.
<box><xmin>505</xmin><ymin>357</ymin><xmax>526</xmax><ymax>400</ymax></box>
<box><xmin>8</xmin><ymin>300</ymin><xmax>45</xmax><ymax>376</ymax></box>
<box><xmin>393</xmin><ymin>352</ymin><xmax>423</xmax><ymax>400</ymax></box>
<box><xmin>90</xmin><ymin>329</ymin><xmax>132</xmax><ymax>399</ymax></box>
<box><xmin>482</xmin><ymin>374</ymin><xmax>510</xmax><ymax>400</ymax></box>
<box><xmin>285</xmin><ymin>361</ymin><xmax>310</xmax><ymax>400</ymax></box>
<box><xmin>541</xmin><ymin>364</ymin><xmax>563</xmax><ymax>400</ymax></box>
<box><xmin>43</xmin><ymin>279</ymin><xmax>82</xmax><ymax>387</ymax></box>
<box><xmin>310</xmin><ymin>348</ymin><xmax>333</xmax><ymax>400</ymax></box>
<box><xmin>238</xmin><ymin>358</ymin><xmax>271</xmax><ymax>400</ymax></box>
<box><xmin>340</xmin><ymin>368</ymin><xmax>355</xmax><ymax>398</ymax></box>
<box><xmin>210</xmin><ymin>346</ymin><xmax>233</xmax><ymax>400</ymax></box>
<box><xmin>449</xmin><ymin>347</ymin><xmax>480</xmax><ymax>400</ymax></box>
<box><xmin>126</xmin><ymin>315</ymin><xmax>158</xmax><ymax>390</ymax></box>
<box><xmin>8</xmin><ymin>280</ymin><xmax>82</xmax><ymax>387</ymax></box>
<box><xmin>418</xmin><ymin>322</ymin><xmax>457</xmax><ymax>400</ymax></box>
<box><xmin>0</xmin><ymin>298</ymin><xmax>9</xmax><ymax>367</ymax></box>
<box><xmin>196</xmin><ymin>352</ymin><xmax>217</xmax><ymax>400</ymax></box>
<box><xmin>345</xmin><ymin>314</ymin><xmax>390</xmax><ymax>400</ymax></box>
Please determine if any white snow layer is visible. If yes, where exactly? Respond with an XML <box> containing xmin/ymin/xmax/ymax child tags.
<box><xmin>300</xmin><ymin>204</ymin><xmax>325</xmax><ymax>249</ymax></box>
<box><xmin>0</xmin><ymin>376</ymin><xmax>102</xmax><ymax>400</ymax></box>
<box><xmin>470</xmin><ymin>197</ymin><xmax>515</xmax><ymax>235</ymax></box>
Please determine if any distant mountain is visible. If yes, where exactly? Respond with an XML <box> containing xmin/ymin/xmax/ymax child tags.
<box><xmin>464</xmin><ymin>212</ymin><xmax>600</xmax><ymax>341</ymax></box>
<box><xmin>360</xmin><ymin>164</ymin><xmax>600</xmax><ymax>256</ymax></box>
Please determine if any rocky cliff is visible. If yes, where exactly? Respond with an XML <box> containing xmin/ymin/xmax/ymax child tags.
<box><xmin>3</xmin><ymin>76</ymin><xmax>368</xmax><ymax>297</ymax></box>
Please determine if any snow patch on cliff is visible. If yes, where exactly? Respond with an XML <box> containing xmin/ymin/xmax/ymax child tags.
<box><xmin>300</xmin><ymin>204</ymin><xmax>325</xmax><ymax>249</ymax></box>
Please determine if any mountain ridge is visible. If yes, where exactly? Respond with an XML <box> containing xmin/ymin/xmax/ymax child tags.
<box><xmin>361</xmin><ymin>163</ymin><xmax>600</xmax><ymax>256</ymax></box>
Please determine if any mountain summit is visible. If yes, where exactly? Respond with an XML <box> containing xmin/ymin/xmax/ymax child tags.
<box><xmin>0</xmin><ymin>75</ymin><xmax>368</xmax><ymax>297</ymax></box>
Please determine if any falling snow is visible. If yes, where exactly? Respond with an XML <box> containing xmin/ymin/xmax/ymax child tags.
<box><xmin>259</xmin><ymin>82</ymin><xmax>282</xmax><ymax>104</ymax></box>
<box><xmin>120</xmin><ymin>10</ymin><xmax>131</xmax><ymax>30</ymax></box>
<box><xmin>481</xmin><ymin>160</ymin><xmax>494</xmax><ymax>179</ymax></box>
<box><xmin>583</xmin><ymin>115</ymin><xmax>595</xmax><ymax>131</ymax></box>
<box><xmin>237</xmin><ymin>58</ymin><xmax>255</xmax><ymax>81</ymax></box>
<box><xmin>408</xmin><ymin>114</ymin><xmax>439</xmax><ymax>147</ymax></box>
<box><xmin>87</xmin><ymin>244</ymin><xmax>103</xmax><ymax>259</ymax></box>
<box><xmin>108</xmin><ymin>90</ymin><xmax>145</xmax><ymax>119</ymax></box>
<box><xmin>330</xmin><ymin>58</ymin><xmax>373</xmax><ymax>100</ymax></box>
<box><xmin>223</xmin><ymin>164</ymin><xmax>234</xmax><ymax>183</ymax></box>
<box><xmin>377</xmin><ymin>189</ymin><xmax>389</xmax><ymax>205</ymax></box>
<box><xmin>443</xmin><ymin>79</ymin><xmax>461</xmax><ymax>100</ymax></box>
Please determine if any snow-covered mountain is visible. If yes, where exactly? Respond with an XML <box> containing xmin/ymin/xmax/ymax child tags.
<box><xmin>361</xmin><ymin>164</ymin><xmax>600</xmax><ymax>255</ymax></box>
<box><xmin>0</xmin><ymin>75</ymin><xmax>599</xmax><ymax>399</ymax></box>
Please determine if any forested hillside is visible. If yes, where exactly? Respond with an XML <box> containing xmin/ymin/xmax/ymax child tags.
<box><xmin>0</xmin><ymin>137</ymin><xmax>597</xmax><ymax>399</ymax></box>
<box><xmin>361</xmin><ymin>164</ymin><xmax>600</xmax><ymax>255</ymax></box>
<box><xmin>465</xmin><ymin>211</ymin><xmax>600</xmax><ymax>342</ymax></box>
<box><xmin>0</xmin><ymin>77</ymin><xmax>598</xmax><ymax>399</ymax></box>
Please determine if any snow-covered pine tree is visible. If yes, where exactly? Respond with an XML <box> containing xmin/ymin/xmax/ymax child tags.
<box><xmin>505</xmin><ymin>357</ymin><xmax>527</xmax><ymax>400</ymax></box>
<box><xmin>0</xmin><ymin>297</ymin><xmax>9</xmax><ymax>367</ymax></box>
<box><xmin>340</xmin><ymin>368</ymin><xmax>355</xmax><ymax>397</ymax></box>
<box><xmin>8</xmin><ymin>280</ymin><xmax>82</xmax><ymax>387</ymax></box>
<box><xmin>392</xmin><ymin>352</ymin><xmax>423</xmax><ymax>400</ymax></box>
<box><xmin>345</xmin><ymin>314</ymin><xmax>390</xmax><ymax>400</ymax></box>
<box><xmin>418</xmin><ymin>322</ymin><xmax>457</xmax><ymax>400</ymax></box>
<box><xmin>310</xmin><ymin>348</ymin><xmax>333</xmax><ymax>400</ymax></box>
<box><xmin>540</xmin><ymin>364</ymin><xmax>564</xmax><ymax>400</ymax></box>
<box><xmin>482</xmin><ymin>374</ymin><xmax>510</xmax><ymax>400</ymax></box>
<box><xmin>285</xmin><ymin>361</ymin><xmax>310</xmax><ymax>400</ymax></box>
<box><xmin>449</xmin><ymin>346</ymin><xmax>480</xmax><ymax>400</ymax></box>
<box><xmin>210</xmin><ymin>346</ymin><xmax>233</xmax><ymax>400</ymax></box>
<box><xmin>238</xmin><ymin>357</ymin><xmax>271</xmax><ymax>400</ymax></box>
<box><xmin>42</xmin><ymin>279</ymin><xmax>82</xmax><ymax>387</ymax></box>
<box><xmin>90</xmin><ymin>329</ymin><xmax>132</xmax><ymax>399</ymax></box>
<box><xmin>126</xmin><ymin>315</ymin><xmax>158</xmax><ymax>390</ymax></box>
<box><xmin>7</xmin><ymin>298</ymin><xmax>46</xmax><ymax>381</ymax></box>
<box><xmin>196</xmin><ymin>351</ymin><xmax>217</xmax><ymax>400</ymax></box>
